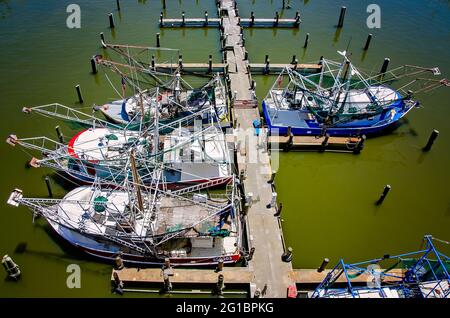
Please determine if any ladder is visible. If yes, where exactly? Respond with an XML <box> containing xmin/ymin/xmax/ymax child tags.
<box><xmin>171</xmin><ymin>177</ymin><xmax>229</xmax><ymax>196</ymax></box>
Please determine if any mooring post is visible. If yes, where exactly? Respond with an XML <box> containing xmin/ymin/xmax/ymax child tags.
<box><xmin>268</xmin><ymin>171</ymin><xmax>276</xmax><ymax>184</ymax></box>
<box><xmin>178</xmin><ymin>55</ymin><xmax>183</xmax><ymax>69</ymax></box>
<box><xmin>282</xmin><ymin>247</ymin><xmax>293</xmax><ymax>262</ymax></box>
<box><xmin>353</xmin><ymin>135</ymin><xmax>366</xmax><ymax>154</ymax></box>
<box><xmin>380</xmin><ymin>57</ymin><xmax>390</xmax><ymax>74</ymax></box>
<box><xmin>112</xmin><ymin>271</ymin><xmax>124</xmax><ymax>295</ymax></box>
<box><xmin>291</xmin><ymin>55</ymin><xmax>297</xmax><ymax>64</ymax></box>
<box><xmin>108</xmin><ymin>13</ymin><xmax>115</xmax><ymax>28</ymax></box>
<box><xmin>320</xmin><ymin>133</ymin><xmax>329</xmax><ymax>152</ymax></box>
<box><xmin>116</xmin><ymin>0</ymin><xmax>120</xmax><ymax>11</ymax></box>
<box><xmin>247</xmin><ymin>247</ymin><xmax>255</xmax><ymax>261</ymax></box>
<box><xmin>216</xmin><ymin>274</ymin><xmax>225</xmax><ymax>295</ymax></box>
<box><xmin>159</xmin><ymin>12</ymin><xmax>164</xmax><ymax>27</ymax></box>
<box><xmin>376</xmin><ymin>185</ymin><xmax>391</xmax><ymax>205</ymax></box>
<box><xmin>156</xmin><ymin>33</ymin><xmax>160</xmax><ymax>47</ymax></box>
<box><xmin>55</xmin><ymin>125</ymin><xmax>64</xmax><ymax>143</ymax></box>
<box><xmin>251</xmin><ymin>11</ymin><xmax>255</xmax><ymax>26</ymax></box>
<box><xmin>294</xmin><ymin>11</ymin><xmax>300</xmax><ymax>26</ymax></box>
<box><xmin>100</xmin><ymin>32</ymin><xmax>106</xmax><ymax>48</ymax></box>
<box><xmin>204</xmin><ymin>11</ymin><xmax>208</xmax><ymax>26</ymax></box>
<box><xmin>151</xmin><ymin>55</ymin><xmax>155</xmax><ymax>70</ymax></box>
<box><xmin>75</xmin><ymin>84</ymin><xmax>83</xmax><ymax>104</ymax></box>
<box><xmin>163</xmin><ymin>273</ymin><xmax>172</xmax><ymax>292</ymax></box>
<box><xmin>208</xmin><ymin>55</ymin><xmax>213</xmax><ymax>73</ymax></box>
<box><xmin>303</xmin><ymin>32</ymin><xmax>310</xmax><ymax>48</ymax></box>
<box><xmin>215</xmin><ymin>258</ymin><xmax>224</xmax><ymax>272</ymax></box>
<box><xmin>164</xmin><ymin>257</ymin><xmax>171</xmax><ymax>269</ymax></box>
<box><xmin>115</xmin><ymin>254</ymin><xmax>124</xmax><ymax>270</ymax></box>
<box><xmin>282</xmin><ymin>0</ymin><xmax>286</xmax><ymax>9</ymax></box>
<box><xmin>285</xmin><ymin>132</ymin><xmax>294</xmax><ymax>151</ymax></box>
<box><xmin>364</xmin><ymin>33</ymin><xmax>373</xmax><ymax>50</ymax></box>
<box><xmin>182</xmin><ymin>11</ymin><xmax>185</xmax><ymax>26</ymax></box>
<box><xmin>44</xmin><ymin>176</ymin><xmax>53</xmax><ymax>198</ymax></box>
<box><xmin>90</xmin><ymin>57</ymin><xmax>98</xmax><ymax>74</ymax></box>
<box><xmin>274</xmin><ymin>11</ymin><xmax>279</xmax><ymax>26</ymax></box>
<box><xmin>317</xmin><ymin>258</ymin><xmax>329</xmax><ymax>273</ymax></box>
<box><xmin>264</xmin><ymin>58</ymin><xmax>270</xmax><ymax>75</ymax></box>
<box><xmin>423</xmin><ymin>129</ymin><xmax>439</xmax><ymax>152</ymax></box>
<box><xmin>162</xmin><ymin>0</ymin><xmax>166</xmax><ymax>10</ymax></box>
<box><xmin>274</xmin><ymin>202</ymin><xmax>283</xmax><ymax>217</ymax></box>
<box><xmin>337</xmin><ymin>6</ymin><xmax>346</xmax><ymax>28</ymax></box>
<box><xmin>2</xmin><ymin>255</ymin><xmax>21</xmax><ymax>281</ymax></box>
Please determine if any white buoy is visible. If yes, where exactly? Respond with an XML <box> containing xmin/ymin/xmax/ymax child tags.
<box><xmin>2</xmin><ymin>255</ymin><xmax>21</xmax><ymax>280</ymax></box>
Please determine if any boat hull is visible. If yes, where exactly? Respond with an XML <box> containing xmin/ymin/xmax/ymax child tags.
<box><xmin>47</xmin><ymin>220</ymin><xmax>241</xmax><ymax>267</ymax></box>
<box><xmin>262</xmin><ymin>99</ymin><xmax>415</xmax><ymax>137</ymax></box>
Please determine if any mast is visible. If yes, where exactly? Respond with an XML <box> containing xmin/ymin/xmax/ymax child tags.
<box><xmin>130</xmin><ymin>149</ymin><xmax>144</xmax><ymax>214</ymax></box>
<box><xmin>153</xmin><ymin>87</ymin><xmax>160</xmax><ymax>157</ymax></box>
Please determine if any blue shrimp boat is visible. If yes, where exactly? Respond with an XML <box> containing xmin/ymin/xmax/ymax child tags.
<box><xmin>263</xmin><ymin>52</ymin><xmax>447</xmax><ymax>136</ymax></box>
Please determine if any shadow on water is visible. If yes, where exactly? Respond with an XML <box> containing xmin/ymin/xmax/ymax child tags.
<box><xmin>50</xmin><ymin>172</ymin><xmax>82</xmax><ymax>192</ymax></box>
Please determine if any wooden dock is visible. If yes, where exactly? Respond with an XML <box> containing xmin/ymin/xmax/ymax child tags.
<box><xmin>161</xmin><ymin>18</ymin><xmax>300</xmax><ymax>29</ymax></box>
<box><xmin>268</xmin><ymin>134</ymin><xmax>365</xmax><ymax>153</ymax></box>
<box><xmin>219</xmin><ymin>0</ymin><xmax>296</xmax><ymax>298</ymax></box>
<box><xmin>112</xmin><ymin>267</ymin><xmax>252</xmax><ymax>287</ymax></box>
<box><xmin>293</xmin><ymin>269</ymin><xmax>405</xmax><ymax>285</ymax></box>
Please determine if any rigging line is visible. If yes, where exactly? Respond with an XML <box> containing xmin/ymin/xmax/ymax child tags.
<box><xmin>104</xmin><ymin>73</ymin><xmax>124</xmax><ymax>99</ymax></box>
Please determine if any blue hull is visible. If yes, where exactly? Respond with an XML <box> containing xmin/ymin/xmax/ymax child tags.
<box><xmin>262</xmin><ymin>100</ymin><xmax>414</xmax><ymax>137</ymax></box>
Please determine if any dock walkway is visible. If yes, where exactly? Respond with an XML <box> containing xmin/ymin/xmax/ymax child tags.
<box><xmin>219</xmin><ymin>0</ymin><xmax>295</xmax><ymax>297</ymax></box>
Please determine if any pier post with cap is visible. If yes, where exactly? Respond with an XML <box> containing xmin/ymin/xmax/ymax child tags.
<box><xmin>337</xmin><ymin>6</ymin><xmax>346</xmax><ymax>28</ymax></box>
<box><xmin>364</xmin><ymin>34</ymin><xmax>373</xmax><ymax>50</ymax></box>
<box><xmin>156</xmin><ymin>33</ymin><xmax>160</xmax><ymax>47</ymax></box>
<box><xmin>423</xmin><ymin>129</ymin><xmax>439</xmax><ymax>152</ymax></box>
<box><xmin>44</xmin><ymin>176</ymin><xmax>53</xmax><ymax>198</ymax></box>
<box><xmin>376</xmin><ymin>185</ymin><xmax>391</xmax><ymax>205</ymax></box>
<box><xmin>304</xmin><ymin>33</ymin><xmax>310</xmax><ymax>48</ymax></box>
<box><xmin>108</xmin><ymin>13</ymin><xmax>115</xmax><ymax>28</ymax></box>
<box><xmin>380</xmin><ymin>58</ymin><xmax>390</xmax><ymax>74</ymax></box>
<box><xmin>75</xmin><ymin>85</ymin><xmax>83</xmax><ymax>104</ymax></box>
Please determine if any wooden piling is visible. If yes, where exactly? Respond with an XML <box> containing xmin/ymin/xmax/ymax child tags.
<box><xmin>55</xmin><ymin>125</ymin><xmax>64</xmax><ymax>143</ymax></box>
<box><xmin>250</xmin><ymin>11</ymin><xmax>255</xmax><ymax>26</ymax></box>
<box><xmin>162</xmin><ymin>0</ymin><xmax>166</xmax><ymax>10</ymax></box>
<box><xmin>282</xmin><ymin>247</ymin><xmax>293</xmax><ymax>262</ymax></box>
<box><xmin>380</xmin><ymin>58</ymin><xmax>390</xmax><ymax>74</ymax></box>
<box><xmin>44</xmin><ymin>176</ymin><xmax>53</xmax><ymax>198</ymax></box>
<box><xmin>304</xmin><ymin>32</ymin><xmax>310</xmax><ymax>48</ymax></box>
<box><xmin>108</xmin><ymin>13</ymin><xmax>115</xmax><ymax>28</ymax></box>
<box><xmin>317</xmin><ymin>258</ymin><xmax>329</xmax><ymax>273</ymax></box>
<box><xmin>423</xmin><ymin>129</ymin><xmax>439</xmax><ymax>152</ymax></box>
<box><xmin>90</xmin><ymin>57</ymin><xmax>98</xmax><ymax>74</ymax></box>
<box><xmin>100</xmin><ymin>32</ymin><xmax>106</xmax><ymax>48</ymax></box>
<box><xmin>116</xmin><ymin>0</ymin><xmax>120</xmax><ymax>11</ymax></box>
<box><xmin>275</xmin><ymin>11</ymin><xmax>279</xmax><ymax>26</ymax></box>
<box><xmin>376</xmin><ymin>185</ymin><xmax>391</xmax><ymax>205</ymax></box>
<box><xmin>160</xmin><ymin>12</ymin><xmax>164</xmax><ymax>26</ymax></box>
<box><xmin>208</xmin><ymin>55</ymin><xmax>212</xmax><ymax>73</ymax></box>
<box><xmin>364</xmin><ymin>33</ymin><xmax>373</xmax><ymax>50</ymax></box>
<box><xmin>337</xmin><ymin>6</ymin><xmax>346</xmax><ymax>28</ymax></box>
<box><xmin>75</xmin><ymin>84</ymin><xmax>83</xmax><ymax>104</ymax></box>
<box><xmin>156</xmin><ymin>33</ymin><xmax>160</xmax><ymax>47</ymax></box>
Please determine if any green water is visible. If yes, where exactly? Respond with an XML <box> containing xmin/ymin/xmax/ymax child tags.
<box><xmin>0</xmin><ymin>0</ymin><xmax>449</xmax><ymax>297</ymax></box>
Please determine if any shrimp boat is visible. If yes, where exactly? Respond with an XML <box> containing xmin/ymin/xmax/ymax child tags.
<box><xmin>8</xmin><ymin>105</ymin><xmax>233</xmax><ymax>189</ymax></box>
<box><xmin>6</xmin><ymin>168</ymin><xmax>243</xmax><ymax>266</ymax></box>
<box><xmin>263</xmin><ymin>51</ymin><xmax>449</xmax><ymax>136</ymax></box>
<box><xmin>311</xmin><ymin>235</ymin><xmax>450</xmax><ymax>298</ymax></box>
<box><xmin>96</xmin><ymin>72</ymin><xmax>229</xmax><ymax>128</ymax></box>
